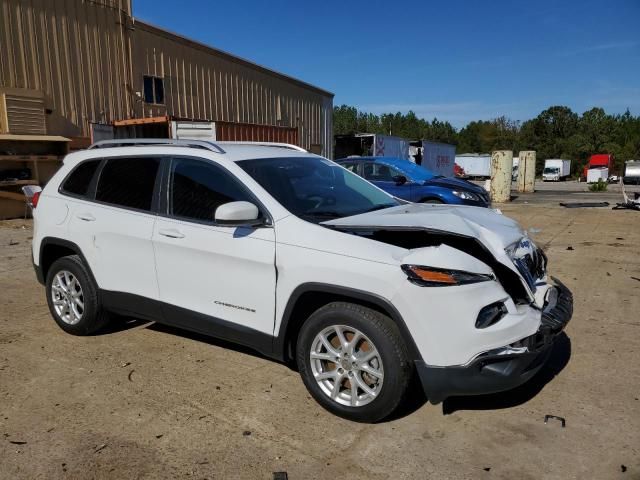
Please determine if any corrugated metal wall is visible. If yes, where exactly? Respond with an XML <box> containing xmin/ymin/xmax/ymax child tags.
<box><xmin>132</xmin><ymin>21</ymin><xmax>333</xmax><ymax>157</ymax></box>
<box><xmin>0</xmin><ymin>0</ymin><xmax>333</xmax><ymax>157</ymax></box>
<box><xmin>0</xmin><ymin>0</ymin><xmax>133</xmax><ymax>137</ymax></box>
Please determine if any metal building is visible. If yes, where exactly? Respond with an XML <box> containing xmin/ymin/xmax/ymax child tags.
<box><xmin>0</xmin><ymin>0</ymin><xmax>334</xmax><ymax>156</ymax></box>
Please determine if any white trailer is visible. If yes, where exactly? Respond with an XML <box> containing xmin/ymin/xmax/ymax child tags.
<box><xmin>587</xmin><ymin>167</ymin><xmax>609</xmax><ymax>183</ymax></box>
<box><xmin>421</xmin><ymin>141</ymin><xmax>455</xmax><ymax>177</ymax></box>
<box><xmin>542</xmin><ymin>159</ymin><xmax>571</xmax><ymax>181</ymax></box>
<box><xmin>455</xmin><ymin>154</ymin><xmax>491</xmax><ymax>179</ymax></box>
<box><xmin>370</xmin><ymin>134</ymin><xmax>410</xmax><ymax>160</ymax></box>
<box><xmin>512</xmin><ymin>157</ymin><xmax>519</xmax><ymax>181</ymax></box>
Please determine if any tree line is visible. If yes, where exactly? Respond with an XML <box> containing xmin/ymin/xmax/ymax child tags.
<box><xmin>333</xmin><ymin>104</ymin><xmax>640</xmax><ymax>174</ymax></box>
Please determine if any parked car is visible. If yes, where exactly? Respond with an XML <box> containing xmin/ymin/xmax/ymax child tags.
<box><xmin>336</xmin><ymin>156</ymin><xmax>490</xmax><ymax>207</ymax></box>
<box><xmin>31</xmin><ymin>139</ymin><xmax>572</xmax><ymax>422</ymax></box>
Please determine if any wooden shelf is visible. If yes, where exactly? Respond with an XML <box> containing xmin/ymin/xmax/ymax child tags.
<box><xmin>0</xmin><ymin>190</ymin><xmax>26</xmax><ymax>202</ymax></box>
<box><xmin>0</xmin><ymin>179</ymin><xmax>39</xmax><ymax>187</ymax></box>
<box><xmin>0</xmin><ymin>155</ymin><xmax>62</xmax><ymax>162</ymax></box>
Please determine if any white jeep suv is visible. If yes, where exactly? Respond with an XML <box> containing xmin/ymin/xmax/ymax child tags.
<box><xmin>31</xmin><ymin>139</ymin><xmax>572</xmax><ymax>422</ymax></box>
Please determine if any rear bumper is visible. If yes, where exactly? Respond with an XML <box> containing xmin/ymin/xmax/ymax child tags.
<box><xmin>417</xmin><ymin>277</ymin><xmax>572</xmax><ymax>404</ymax></box>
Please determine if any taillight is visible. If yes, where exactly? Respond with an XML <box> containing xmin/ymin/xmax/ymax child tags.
<box><xmin>32</xmin><ymin>191</ymin><xmax>41</xmax><ymax>208</ymax></box>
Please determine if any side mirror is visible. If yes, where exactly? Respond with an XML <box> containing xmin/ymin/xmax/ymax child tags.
<box><xmin>393</xmin><ymin>175</ymin><xmax>408</xmax><ymax>186</ymax></box>
<box><xmin>215</xmin><ymin>201</ymin><xmax>262</xmax><ymax>227</ymax></box>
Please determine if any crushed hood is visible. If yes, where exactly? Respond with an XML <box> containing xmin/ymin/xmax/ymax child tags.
<box><xmin>322</xmin><ymin>203</ymin><xmax>526</xmax><ymax>255</ymax></box>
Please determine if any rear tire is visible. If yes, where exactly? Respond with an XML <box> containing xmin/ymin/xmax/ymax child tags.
<box><xmin>45</xmin><ymin>255</ymin><xmax>110</xmax><ymax>335</ymax></box>
<box><xmin>296</xmin><ymin>302</ymin><xmax>412</xmax><ymax>422</ymax></box>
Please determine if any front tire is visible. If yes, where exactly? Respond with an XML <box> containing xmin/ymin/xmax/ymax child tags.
<box><xmin>421</xmin><ymin>198</ymin><xmax>443</xmax><ymax>204</ymax></box>
<box><xmin>46</xmin><ymin>255</ymin><xmax>110</xmax><ymax>335</ymax></box>
<box><xmin>296</xmin><ymin>302</ymin><xmax>411</xmax><ymax>422</ymax></box>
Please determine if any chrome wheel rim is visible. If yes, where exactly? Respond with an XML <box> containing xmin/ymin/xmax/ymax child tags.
<box><xmin>310</xmin><ymin>325</ymin><xmax>384</xmax><ymax>407</ymax></box>
<box><xmin>51</xmin><ymin>270</ymin><xmax>84</xmax><ymax>325</ymax></box>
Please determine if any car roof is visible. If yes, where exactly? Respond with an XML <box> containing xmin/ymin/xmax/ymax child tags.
<box><xmin>64</xmin><ymin>142</ymin><xmax>319</xmax><ymax>166</ymax></box>
<box><xmin>336</xmin><ymin>156</ymin><xmax>406</xmax><ymax>163</ymax></box>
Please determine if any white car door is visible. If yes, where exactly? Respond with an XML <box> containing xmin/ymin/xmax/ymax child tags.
<box><xmin>67</xmin><ymin>156</ymin><xmax>161</xmax><ymax>303</ymax></box>
<box><xmin>152</xmin><ymin>156</ymin><xmax>276</xmax><ymax>342</ymax></box>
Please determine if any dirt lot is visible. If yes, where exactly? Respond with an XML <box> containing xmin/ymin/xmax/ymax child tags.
<box><xmin>1</xmin><ymin>199</ymin><xmax>639</xmax><ymax>479</ymax></box>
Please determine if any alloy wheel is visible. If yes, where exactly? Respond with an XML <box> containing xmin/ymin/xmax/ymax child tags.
<box><xmin>309</xmin><ymin>325</ymin><xmax>384</xmax><ymax>407</ymax></box>
<box><xmin>51</xmin><ymin>270</ymin><xmax>85</xmax><ymax>325</ymax></box>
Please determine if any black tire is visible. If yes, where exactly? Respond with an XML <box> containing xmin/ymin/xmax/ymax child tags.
<box><xmin>45</xmin><ymin>255</ymin><xmax>110</xmax><ymax>335</ymax></box>
<box><xmin>422</xmin><ymin>198</ymin><xmax>443</xmax><ymax>204</ymax></box>
<box><xmin>296</xmin><ymin>302</ymin><xmax>412</xmax><ymax>422</ymax></box>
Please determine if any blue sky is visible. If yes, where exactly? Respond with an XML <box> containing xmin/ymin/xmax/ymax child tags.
<box><xmin>133</xmin><ymin>0</ymin><xmax>640</xmax><ymax>128</ymax></box>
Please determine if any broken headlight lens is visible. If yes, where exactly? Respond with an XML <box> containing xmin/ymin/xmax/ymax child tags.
<box><xmin>401</xmin><ymin>265</ymin><xmax>494</xmax><ymax>287</ymax></box>
<box><xmin>452</xmin><ymin>190</ymin><xmax>480</xmax><ymax>201</ymax></box>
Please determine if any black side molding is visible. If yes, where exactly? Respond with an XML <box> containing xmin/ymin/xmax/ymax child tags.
<box><xmin>101</xmin><ymin>290</ymin><xmax>277</xmax><ymax>360</ymax></box>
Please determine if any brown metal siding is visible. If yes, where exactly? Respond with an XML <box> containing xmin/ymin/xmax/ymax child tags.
<box><xmin>0</xmin><ymin>1</ymin><xmax>333</xmax><ymax>156</ymax></box>
<box><xmin>0</xmin><ymin>0</ymin><xmax>133</xmax><ymax>137</ymax></box>
<box><xmin>215</xmin><ymin>121</ymin><xmax>298</xmax><ymax>145</ymax></box>
<box><xmin>132</xmin><ymin>21</ymin><xmax>333</xmax><ymax>157</ymax></box>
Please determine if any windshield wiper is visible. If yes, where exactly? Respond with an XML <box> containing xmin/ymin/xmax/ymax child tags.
<box><xmin>303</xmin><ymin>211</ymin><xmax>343</xmax><ymax>218</ymax></box>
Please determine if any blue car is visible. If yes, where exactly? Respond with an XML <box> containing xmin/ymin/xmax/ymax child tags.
<box><xmin>336</xmin><ymin>156</ymin><xmax>490</xmax><ymax>207</ymax></box>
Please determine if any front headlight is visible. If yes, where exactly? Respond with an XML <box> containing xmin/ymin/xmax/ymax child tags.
<box><xmin>401</xmin><ymin>265</ymin><xmax>494</xmax><ymax>287</ymax></box>
<box><xmin>452</xmin><ymin>190</ymin><xmax>480</xmax><ymax>201</ymax></box>
<box><xmin>505</xmin><ymin>237</ymin><xmax>535</xmax><ymax>260</ymax></box>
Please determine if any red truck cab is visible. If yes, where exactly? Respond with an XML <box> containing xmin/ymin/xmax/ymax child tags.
<box><xmin>583</xmin><ymin>154</ymin><xmax>614</xmax><ymax>180</ymax></box>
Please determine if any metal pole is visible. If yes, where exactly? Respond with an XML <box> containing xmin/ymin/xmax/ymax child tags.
<box><xmin>491</xmin><ymin>150</ymin><xmax>512</xmax><ymax>203</ymax></box>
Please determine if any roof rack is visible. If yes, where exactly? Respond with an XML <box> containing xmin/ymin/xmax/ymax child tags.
<box><xmin>215</xmin><ymin>141</ymin><xmax>307</xmax><ymax>152</ymax></box>
<box><xmin>88</xmin><ymin>138</ymin><xmax>226</xmax><ymax>154</ymax></box>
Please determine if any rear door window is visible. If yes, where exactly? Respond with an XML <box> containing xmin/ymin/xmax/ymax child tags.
<box><xmin>362</xmin><ymin>163</ymin><xmax>401</xmax><ymax>181</ymax></box>
<box><xmin>60</xmin><ymin>159</ymin><xmax>101</xmax><ymax>197</ymax></box>
<box><xmin>95</xmin><ymin>157</ymin><xmax>160</xmax><ymax>212</ymax></box>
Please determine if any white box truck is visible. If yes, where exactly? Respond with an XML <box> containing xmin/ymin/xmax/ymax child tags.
<box><xmin>455</xmin><ymin>154</ymin><xmax>491</xmax><ymax>179</ymax></box>
<box><xmin>542</xmin><ymin>159</ymin><xmax>571</xmax><ymax>181</ymax></box>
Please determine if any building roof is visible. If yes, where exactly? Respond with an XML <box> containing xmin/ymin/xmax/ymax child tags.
<box><xmin>135</xmin><ymin>20</ymin><xmax>334</xmax><ymax>98</ymax></box>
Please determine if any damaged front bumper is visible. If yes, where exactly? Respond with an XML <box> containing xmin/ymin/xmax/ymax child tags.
<box><xmin>416</xmin><ymin>277</ymin><xmax>573</xmax><ymax>404</ymax></box>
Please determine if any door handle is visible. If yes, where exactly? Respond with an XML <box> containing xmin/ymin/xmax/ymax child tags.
<box><xmin>76</xmin><ymin>213</ymin><xmax>95</xmax><ymax>222</ymax></box>
<box><xmin>158</xmin><ymin>228</ymin><xmax>185</xmax><ymax>239</ymax></box>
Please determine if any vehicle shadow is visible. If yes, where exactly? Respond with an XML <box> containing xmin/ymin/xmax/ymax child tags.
<box><xmin>98</xmin><ymin>317</ymin><xmax>153</xmax><ymax>335</ymax></box>
<box><xmin>441</xmin><ymin>333</ymin><xmax>572</xmax><ymax>415</ymax></box>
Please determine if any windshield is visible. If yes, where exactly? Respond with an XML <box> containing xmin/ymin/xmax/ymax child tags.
<box><xmin>238</xmin><ymin>157</ymin><xmax>399</xmax><ymax>221</ymax></box>
<box><xmin>544</xmin><ymin>167</ymin><xmax>559</xmax><ymax>174</ymax></box>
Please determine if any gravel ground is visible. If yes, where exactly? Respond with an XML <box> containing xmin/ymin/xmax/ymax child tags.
<box><xmin>0</xmin><ymin>198</ymin><xmax>639</xmax><ymax>479</ymax></box>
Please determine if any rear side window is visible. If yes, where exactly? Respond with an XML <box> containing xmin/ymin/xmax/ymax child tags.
<box><xmin>341</xmin><ymin>162</ymin><xmax>358</xmax><ymax>173</ymax></box>
<box><xmin>170</xmin><ymin>158</ymin><xmax>253</xmax><ymax>222</ymax></box>
<box><xmin>61</xmin><ymin>160</ymin><xmax>101</xmax><ymax>197</ymax></box>
<box><xmin>95</xmin><ymin>157</ymin><xmax>160</xmax><ymax>212</ymax></box>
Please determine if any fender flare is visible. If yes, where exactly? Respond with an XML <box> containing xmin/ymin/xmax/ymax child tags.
<box><xmin>273</xmin><ymin>282</ymin><xmax>422</xmax><ymax>362</ymax></box>
<box><xmin>38</xmin><ymin>237</ymin><xmax>97</xmax><ymax>287</ymax></box>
